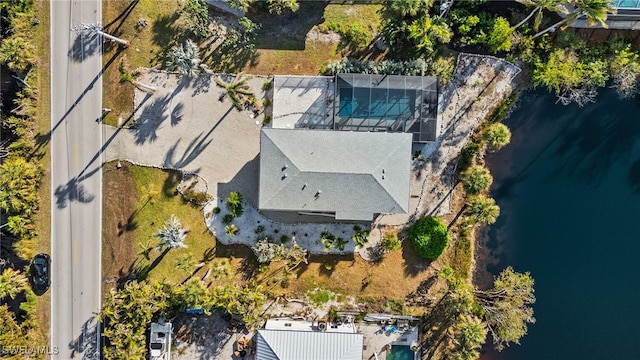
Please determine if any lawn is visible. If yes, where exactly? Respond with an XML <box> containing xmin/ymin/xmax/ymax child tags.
<box><xmin>246</xmin><ymin>2</ymin><xmax>385</xmax><ymax>75</ymax></box>
<box><xmin>31</xmin><ymin>0</ymin><xmax>52</xmax><ymax>348</ymax></box>
<box><xmin>102</xmin><ymin>162</ymin><xmax>257</xmax><ymax>296</ymax></box>
<box><xmin>103</xmin><ymin>161</ymin><xmax>437</xmax><ymax>312</ymax></box>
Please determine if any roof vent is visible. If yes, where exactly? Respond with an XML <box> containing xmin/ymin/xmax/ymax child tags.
<box><xmin>282</xmin><ymin>164</ymin><xmax>287</xmax><ymax>171</ymax></box>
<box><xmin>382</xmin><ymin>175</ymin><xmax>385</xmax><ymax>180</ymax></box>
<box><xmin>282</xmin><ymin>173</ymin><xmax>287</xmax><ymax>180</ymax></box>
<box><xmin>315</xmin><ymin>190</ymin><xmax>321</xmax><ymax>197</ymax></box>
<box><xmin>382</xmin><ymin>169</ymin><xmax>386</xmax><ymax>173</ymax></box>
<box><xmin>302</xmin><ymin>183</ymin><xmax>307</xmax><ymax>190</ymax></box>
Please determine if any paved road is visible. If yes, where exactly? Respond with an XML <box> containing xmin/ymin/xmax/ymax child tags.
<box><xmin>50</xmin><ymin>0</ymin><xmax>102</xmax><ymax>358</ymax></box>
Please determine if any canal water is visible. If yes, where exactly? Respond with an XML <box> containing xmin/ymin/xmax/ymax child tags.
<box><xmin>480</xmin><ymin>89</ymin><xmax>640</xmax><ymax>360</ymax></box>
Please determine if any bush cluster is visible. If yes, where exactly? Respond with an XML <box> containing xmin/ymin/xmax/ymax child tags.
<box><xmin>407</xmin><ymin>217</ymin><xmax>450</xmax><ymax>260</ymax></box>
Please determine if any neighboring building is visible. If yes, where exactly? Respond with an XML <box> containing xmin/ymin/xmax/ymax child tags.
<box><xmin>149</xmin><ymin>319</ymin><xmax>172</xmax><ymax>360</ymax></box>
<box><xmin>258</xmin><ymin>128</ymin><xmax>412</xmax><ymax>222</ymax></box>
<box><xmin>255</xmin><ymin>318</ymin><xmax>363</xmax><ymax>360</ymax></box>
<box><xmin>272</xmin><ymin>74</ymin><xmax>440</xmax><ymax>143</ymax></box>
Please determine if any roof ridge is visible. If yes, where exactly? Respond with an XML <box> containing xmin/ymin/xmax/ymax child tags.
<box><xmin>372</xmin><ymin>143</ymin><xmax>409</xmax><ymax>212</ymax></box>
<box><xmin>258</xmin><ymin>331</ymin><xmax>283</xmax><ymax>360</ymax></box>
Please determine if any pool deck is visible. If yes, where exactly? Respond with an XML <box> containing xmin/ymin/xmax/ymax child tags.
<box><xmin>359</xmin><ymin>322</ymin><xmax>419</xmax><ymax>360</ymax></box>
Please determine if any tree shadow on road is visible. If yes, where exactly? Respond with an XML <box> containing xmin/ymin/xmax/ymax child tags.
<box><xmin>68</xmin><ymin>316</ymin><xmax>100</xmax><ymax>359</ymax></box>
<box><xmin>68</xmin><ymin>31</ymin><xmax>101</xmax><ymax>64</ymax></box>
<box><xmin>54</xmin><ymin>177</ymin><xmax>96</xmax><ymax>209</ymax></box>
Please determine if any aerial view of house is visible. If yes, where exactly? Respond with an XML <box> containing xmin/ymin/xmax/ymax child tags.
<box><xmin>1</xmin><ymin>0</ymin><xmax>639</xmax><ymax>360</ymax></box>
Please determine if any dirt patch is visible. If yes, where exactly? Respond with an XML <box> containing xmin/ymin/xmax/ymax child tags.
<box><xmin>101</xmin><ymin>161</ymin><xmax>137</xmax><ymax>299</ymax></box>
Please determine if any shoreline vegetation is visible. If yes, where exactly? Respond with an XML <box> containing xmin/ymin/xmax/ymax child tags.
<box><xmin>1</xmin><ymin>0</ymin><xmax>638</xmax><ymax>359</ymax></box>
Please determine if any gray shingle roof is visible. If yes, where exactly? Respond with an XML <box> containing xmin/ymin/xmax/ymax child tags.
<box><xmin>255</xmin><ymin>329</ymin><xmax>364</xmax><ymax>360</ymax></box>
<box><xmin>259</xmin><ymin>129</ymin><xmax>411</xmax><ymax>221</ymax></box>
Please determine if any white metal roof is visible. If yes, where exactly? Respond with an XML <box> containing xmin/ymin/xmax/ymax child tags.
<box><xmin>256</xmin><ymin>329</ymin><xmax>363</xmax><ymax>360</ymax></box>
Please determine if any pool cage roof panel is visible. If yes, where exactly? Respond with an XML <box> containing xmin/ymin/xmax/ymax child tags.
<box><xmin>334</xmin><ymin>73</ymin><xmax>439</xmax><ymax>143</ymax></box>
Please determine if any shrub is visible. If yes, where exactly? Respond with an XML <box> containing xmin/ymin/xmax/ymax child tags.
<box><xmin>461</xmin><ymin>165</ymin><xmax>493</xmax><ymax>195</ymax></box>
<box><xmin>225</xmin><ymin>224</ymin><xmax>239</xmax><ymax>237</ymax></box>
<box><xmin>344</xmin><ymin>22</ymin><xmax>371</xmax><ymax>48</ymax></box>
<box><xmin>407</xmin><ymin>217</ymin><xmax>450</xmax><ymax>260</ymax></box>
<box><xmin>488</xmin><ymin>17</ymin><xmax>513</xmax><ymax>53</ymax></box>
<box><xmin>458</xmin><ymin>142</ymin><xmax>481</xmax><ymax>171</ymax></box>
<box><xmin>308</xmin><ymin>289</ymin><xmax>333</xmax><ymax>305</ymax></box>
<box><xmin>262</xmin><ymin>98</ymin><xmax>271</xmax><ymax>107</ymax></box>
<box><xmin>381</xmin><ymin>232</ymin><xmax>401</xmax><ymax>252</ymax></box>
<box><xmin>120</xmin><ymin>72</ymin><xmax>133</xmax><ymax>84</ymax></box>
<box><xmin>182</xmin><ymin>188</ymin><xmax>212</xmax><ymax>204</ymax></box>
<box><xmin>263</xmin><ymin>116</ymin><xmax>272</xmax><ymax>124</ymax></box>
<box><xmin>222</xmin><ymin>214</ymin><xmax>234</xmax><ymax>225</ymax></box>
<box><xmin>255</xmin><ymin>225</ymin><xmax>265</xmax><ymax>234</ymax></box>
<box><xmin>213</xmin><ymin>206</ymin><xmax>221</xmax><ymax>214</ymax></box>
<box><xmin>262</xmin><ymin>80</ymin><xmax>273</xmax><ymax>91</ymax></box>
<box><xmin>226</xmin><ymin>191</ymin><xmax>244</xmax><ymax>217</ymax></box>
<box><xmin>279</xmin><ymin>235</ymin><xmax>289</xmax><ymax>243</ymax></box>
<box><xmin>352</xmin><ymin>225</ymin><xmax>369</xmax><ymax>248</ymax></box>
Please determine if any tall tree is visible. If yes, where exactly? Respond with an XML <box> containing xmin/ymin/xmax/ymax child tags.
<box><xmin>0</xmin><ymin>36</ymin><xmax>35</xmax><ymax>72</ymax></box>
<box><xmin>475</xmin><ymin>267</ymin><xmax>536</xmax><ymax>351</ymax></box>
<box><xmin>165</xmin><ymin>39</ymin><xmax>210</xmax><ymax>77</ymax></box>
<box><xmin>0</xmin><ymin>268</ymin><xmax>28</xmax><ymax>299</ymax></box>
<box><xmin>466</xmin><ymin>195</ymin><xmax>501</xmax><ymax>225</ymax></box>
<box><xmin>179</xmin><ymin>0</ymin><xmax>212</xmax><ymax>39</ymax></box>
<box><xmin>389</xmin><ymin>0</ymin><xmax>435</xmax><ymax>17</ymax></box>
<box><xmin>447</xmin><ymin>314</ymin><xmax>487</xmax><ymax>360</ymax></box>
<box><xmin>482</xmin><ymin>123</ymin><xmax>512</xmax><ymax>150</ymax></box>
<box><xmin>515</xmin><ymin>0</ymin><xmax>567</xmax><ymax>31</ymax></box>
<box><xmin>534</xmin><ymin>0</ymin><xmax>616</xmax><ymax>38</ymax></box>
<box><xmin>461</xmin><ymin>165</ymin><xmax>493</xmax><ymax>195</ymax></box>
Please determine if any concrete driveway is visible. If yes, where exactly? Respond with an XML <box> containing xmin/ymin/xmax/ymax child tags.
<box><xmin>103</xmin><ymin>70</ymin><xmax>267</xmax><ymax>203</ymax></box>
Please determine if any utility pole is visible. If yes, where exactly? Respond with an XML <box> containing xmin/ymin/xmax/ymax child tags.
<box><xmin>71</xmin><ymin>23</ymin><xmax>128</xmax><ymax>46</ymax></box>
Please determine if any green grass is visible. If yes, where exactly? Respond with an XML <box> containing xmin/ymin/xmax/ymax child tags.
<box><xmin>450</xmin><ymin>234</ymin><xmax>472</xmax><ymax>281</ymax></box>
<box><xmin>307</xmin><ymin>288</ymin><xmax>334</xmax><ymax>306</ymax></box>
<box><xmin>127</xmin><ymin>165</ymin><xmax>216</xmax><ymax>284</ymax></box>
<box><xmin>320</xmin><ymin>4</ymin><xmax>383</xmax><ymax>48</ymax></box>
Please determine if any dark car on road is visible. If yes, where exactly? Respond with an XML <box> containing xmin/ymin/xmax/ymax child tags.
<box><xmin>31</xmin><ymin>253</ymin><xmax>51</xmax><ymax>294</ymax></box>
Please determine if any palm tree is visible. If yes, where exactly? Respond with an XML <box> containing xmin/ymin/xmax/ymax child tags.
<box><xmin>448</xmin><ymin>314</ymin><xmax>487</xmax><ymax>360</ymax></box>
<box><xmin>137</xmin><ymin>240</ymin><xmax>154</xmax><ymax>261</ymax></box>
<box><xmin>534</xmin><ymin>0</ymin><xmax>616</xmax><ymax>38</ymax></box>
<box><xmin>461</xmin><ymin>165</ymin><xmax>493</xmax><ymax>195</ymax></box>
<box><xmin>224</xmin><ymin>224</ymin><xmax>239</xmax><ymax>237</ymax></box>
<box><xmin>165</xmin><ymin>39</ymin><xmax>210</xmax><ymax>77</ymax></box>
<box><xmin>215</xmin><ymin>74</ymin><xmax>256</xmax><ymax>111</ymax></box>
<box><xmin>0</xmin><ymin>36</ymin><xmax>35</xmax><ymax>72</ymax></box>
<box><xmin>482</xmin><ymin>123</ymin><xmax>512</xmax><ymax>150</ymax></box>
<box><xmin>0</xmin><ymin>157</ymin><xmax>40</xmax><ymax>215</ymax></box>
<box><xmin>225</xmin><ymin>191</ymin><xmax>244</xmax><ymax>217</ymax></box>
<box><xmin>154</xmin><ymin>215</ymin><xmax>188</xmax><ymax>251</ymax></box>
<box><xmin>139</xmin><ymin>184</ymin><xmax>159</xmax><ymax>207</ymax></box>
<box><xmin>515</xmin><ymin>0</ymin><xmax>567</xmax><ymax>31</ymax></box>
<box><xmin>466</xmin><ymin>195</ymin><xmax>500</xmax><ymax>225</ymax></box>
<box><xmin>0</xmin><ymin>268</ymin><xmax>28</xmax><ymax>299</ymax></box>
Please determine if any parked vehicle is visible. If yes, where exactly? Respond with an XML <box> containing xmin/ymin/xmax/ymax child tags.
<box><xmin>31</xmin><ymin>253</ymin><xmax>51</xmax><ymax>293</ymax></box>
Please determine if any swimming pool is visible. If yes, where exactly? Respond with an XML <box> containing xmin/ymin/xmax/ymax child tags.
<box><xmin>385</xmin><ymin>345</ymin><xmax>415</xmax><ymax>360</ymax></box>
<box><xmin>612</xmin><ymin>0</ymin><xmax>640</xmax><ymax>9</ymax></box>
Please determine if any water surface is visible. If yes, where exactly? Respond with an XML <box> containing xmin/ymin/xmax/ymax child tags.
<box><xmin>481</xmin><ymin>89</ymin><xmax>640</xmax><ymax>360</ymax></box>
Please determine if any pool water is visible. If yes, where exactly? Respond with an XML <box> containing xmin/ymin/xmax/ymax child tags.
<box><xmin>386</xmin><ymin>345</ymin><xmax>414</xmax><ymax>360</ymax></box>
